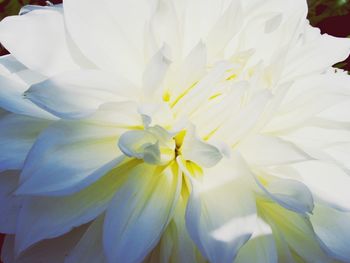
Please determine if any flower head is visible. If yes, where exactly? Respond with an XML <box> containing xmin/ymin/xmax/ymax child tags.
<box><xmin>0</xmin><ymin>1</ymin><xmax>350</xmax><ymax>262</ymax></box>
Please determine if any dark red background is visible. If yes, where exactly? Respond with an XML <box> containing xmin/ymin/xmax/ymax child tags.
<box><xmin>0</xmin><ymin>0</ymin><xmax>350</xmax><ymax>262</ymax></box>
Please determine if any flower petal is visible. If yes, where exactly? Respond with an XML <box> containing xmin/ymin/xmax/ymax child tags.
<box><xmin>63</xmin><ymin>0</ymin><xmax>154</xmax><ymax>81</ymax></box>
<box><xmin>0</xmin><ymin>113</ymin><xmax>51</xmax><ymax>172</ymax></box>
<box><xmin>0</xmin><ymin>9</ymin><xmax>81</xmax><ymax>76</ymax></box>
<box><xmin>66</xmin><ymin>216</ymin><xmax>107</xmax><ymax>263</ymax></box>
<box><xmin>184</xmin><ymin>154</ymin><xmax>257</xmax><ymax>263</ymax></box>
<box><xmin>291</xmin><ymin>161</ymin><xmax>350</xmax><ymax>211</ymax></box>
<box><xmin>235</xmin><ymin>217</ymin><xmax>278</xmax><ymax>263</ymax></box>
<box><xmin>25</xmin><ymin>70</ymin><xmax>138</xmax><ymax>119</ymax></box>
<box><xmin>0</xmin><ymin>171</ymin><xmax>22</xmax><ymax>234</ymax></box>
<box><xmin>146</xmin><ymin>190</ymin><xmax>206</xmax><ymax>263</ymax></box>
<box><xmin>254</xmin><ymin>173</ymin><xmax>314</xmax><ymax>214</ymax></box>
<box><xmin>261</xmin><ymin>201</ymin><xmax>329</xmax><ymax>262</ymax></box>
<box><xmin>3</xmin><ymin>226</ymin><xmax>86</xmax><ymax>263</ymax></box>
<box><xmin>14</xmin><ymin>160</ymin><xmax>137</xmax><ymax>255</ymax></box>
<box><xmin>181</xmin><ymin>126</ymin><xmax>222</xmax><ymax>168</ymax></box>
<box><xmin>0</xmin><ymin>56</ymin><xmax>53</xmax><ymax>118</ymax></box>
<box><xmin>103</xmin><ymin>163</ymin><xmax>181</xmax><ymax>263</ymax></box>
<box><xmin>17</xmin><ymin>121</ymin><xmax>125</xmax><ymax>196</ymax></box>
<box><xmin>311</xmin><ymin>204</ymin><xmax>350</xmax><ymax>262</ymax></box>
<box><xmin>239</xmin><ymin>134</ymin><xmax>310</xmax><ymax>166</ymax></box>
<box><xmin>142</xmin><ymin>46</ymin><xmax>171</xmax><ymax>101</ymax></box>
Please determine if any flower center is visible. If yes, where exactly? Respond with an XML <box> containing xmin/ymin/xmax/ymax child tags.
<box><xmin>118</xmin><ymin>125</ymin><xmax>176</xmax><ymax>166</ymax></box>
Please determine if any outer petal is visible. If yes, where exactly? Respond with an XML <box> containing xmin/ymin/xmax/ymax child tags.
<box><xmin>0</xmin><ymin>56</ymin><xmax>53</xmax><ymax>118</ymax></box>
<box><xmin>103</xmin><ymin>163</ymin><xmax>181</xmax><ymax>263</ymax></box>
<box><xmin>261</xmin><ymin>201</ymin><xmax>329</xmax><ymax>263</ymax></box>
<box><xmin>14</xmin><ymin>159</ymin><xmax>138</xmax><ymax>255</ymax></box>
<box><xmin>25</xmin><ymin>70</ymin><xmax>139</xmax><ymax>119</ymax></box>
<box><xmin>2</xmin><ymin>226</ymin><xmax>86</xmax><ymax>263</ymax></box>
<box><xmin>253</xmin><ymin>172</ymin><xmax>314</xmax><ymax>214</ymax></box>
<box><xmin>283</xmin><ymin>27</ymin><xmax>350</xmax><ymax>81</ymax></box>
<box><xmin>146</xmin><ymin>191</ymin><xmax>206</xmax><ymax>263</ymax></box>
<box><xmin>0</xmin><ymin>171</ymin><xmax>22</xmax><ymax>234</ymax></box>
<box><xmin>183</xmin><ymin>154</ymin><xmax>257</xmax><ymax>263</ymax></box>
<box><xmin>291</xmin><ymin>161</ymin><xmax>350</xmax><ymax>211</ymax></box>
<box><xmin>17</xmin><ymin>121</ymin><xmax>125</xmax><ymax>196</ymax></box>
<box><xmin>311</xmin><ymin>204</ymin><xmax>350</xmax><ymax>262</ymax></box>
<box><xmin>235</xmin><ymin>217</ymin><xmax>277</xmax><ymax>263</ymax></box>
<box><xmin>0</xmin><ymin>9</ymin><xmax>81</xmax><ymax>76</ymax></box>
<box><xmin>63</xmin><ymin>0</ymin><xmax>155</xmax><ymax>82</ymax></box>
<box><xmin>0</xmin><ymin>113</ymin><xmax>51</xmax><ymax>171</ymax></box>
<box><xmin>65</xmin><ymin>216</ymin><xmax>107</xmax><ymax>263</ymax></box>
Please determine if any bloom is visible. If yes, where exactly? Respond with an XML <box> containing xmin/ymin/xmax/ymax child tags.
<box><xmin>1</xmin><ymin>0</ymin><xmax>350</xmax><ymax>262</ymax></box>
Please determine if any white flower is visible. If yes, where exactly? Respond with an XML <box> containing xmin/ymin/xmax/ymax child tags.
<box><xmin>0</xmin><ymin>0</ymin><xmax>350</xmax><ymax>262</ymax></box>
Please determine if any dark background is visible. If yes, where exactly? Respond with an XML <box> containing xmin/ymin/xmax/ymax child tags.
<box><xmin>0</xmin><ymin>0</ymin><xmax>349</xmax><ymax>262</ymax></box>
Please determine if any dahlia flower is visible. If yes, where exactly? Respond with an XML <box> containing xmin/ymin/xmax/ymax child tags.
<box><xmin>0</xmin><ymin>0</ymin><xmax>350</xmax><ymax>262</ymax></box>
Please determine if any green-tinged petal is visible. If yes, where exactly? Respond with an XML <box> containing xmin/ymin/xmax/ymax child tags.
<box><xmin>146</xmin><ymin>190</ymin><xmax>206</xmax><ymax>263</ymax></box>
<box><xmin>235</xmin><ymin>217</ymin><xmax>277</xmax><ymax>263</ymax></box>
<box><xmin>181</xmin><ymin>126</ymin><xmax>222</xmax><ymax>168</ymax></box>
<box><xmin>14</xmin><ymin>159</ymin><xmax>139</xmax><ymax>255</ymax></box>
<box><xmin>103</xmin><ymin>163</ymin><xmax>181</xmax><ymax>263</ymax></box>
<box><xmin>255</xmin><ymin>174</ymin><xmax>314</xmax><ymax>214</ymax></box>
<box><xmin>311</xmin><ymin>204</ymin><xmax>350</xmax><ymax>262</ymax></box>
<box><xmin>184</xmin><ymin>154</ymin><xmax>257</xmax><ymax>263</ymax></box>
<box><xmin>17</xmin><ymin>121</ymin><xmax>125</xmax><ymax>196</ymax></box>
<box><xmin>260</xmin><ymin>200</ymin><xmax>330</xmax><ymax>263</ymax></box>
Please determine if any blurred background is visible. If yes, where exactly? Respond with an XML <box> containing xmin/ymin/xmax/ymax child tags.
<box><xmin>0</xmin><ymin>0</ymin><xmax>349</xmax><ymax>262</ymax></box>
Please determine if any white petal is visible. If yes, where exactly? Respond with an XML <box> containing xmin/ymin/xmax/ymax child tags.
<box><xmin>143</xmin><ymin>46</ymin><xmax>171</xmax><ymax>101</ymax></box>
<box><xmin>0</xmin><ymin>113</ymin><xmax>51</xmax><ymax>172</ymax></box>
<box><xmin>66</xmin><ymin>216</ymin><xmax>107</xmax><ymax>263</ymax></box>
<box><xmin>146</xmin><ymin>192</ymin><xmax>206</xmax><ymax>263</ymax></box>
<box><xmin>291</xmin><ymin>161</ymin><xmax>350</xmax><ymax>211</ymax></box>
<box><xmin>25</xmin><ymin>70</ymin><xmax>138</xmax><ymax>119</ymax></box>
<box><xmin>235</xmin><ymin>217</ymin><xmax>277</xmax><ymax>263</ymax></box>
<box><xmin>261</xmin><ymin>201</ymin><xmax>329</xmax><ymax>262</ymax></box>
<box><xmin>181</xmin><ymin>126</ymin><xmax>222</xmax><ymax>168</ymax></box>
<box><xmin>173</xmin><ymin>62</ymin><xmax>230</xmax><ymax>117</ymax></box>
<box><xmin>14</xmin><ymin>160</ymin><xmax>137</xmax><ymax>255</ymax></box>
<box><xmin>283</xmin><ymin>30</ymin><xmax>350</xmax><ymax>81</ymax></box>
<box><xmin>103</xmin><ymin>163</ymin><xmax>181</xmax><ymax>263</ymax></box>
<box><xmin>0</xmin><ymin>9</ymin><xmax>80</xmax><ymax>76</ymax></box>
<box><xmin>17</xmin><ymin>121</ymin><xmax>125</xmax><ymax>196</ymax></box>
<box><xmin>311</xmin><ymin>204</ymin><xmax>350</xmax><ymax>262</ymax></box>
<box><xmin>150</xmin><ymin>0</ymin><xmax>181</xmax><ymax>58</ymax></box>
<box><xmin>264</xmin><ymin>74</ymin><xmax>350</xmax><ymax>133</ymax></box>
<box><xmin>254</xmin><ymin>173</ymin><xmax>314</xmax><ymax>214</ymax></box>
<box><xmin>63</xmin><ymin>0</ymin><xmax>154</xmax><ymax>82</ymax></box>
<box><xmin>239</xmin><ymin>134</ymin><xmax>310</xmax><ymax>166</ymax></box>
<box><xmin>214</xmin><ymin>90</ymin><xmax>272</xmax><ymax>145</ymax></box>
<box><xmin>0</xmin><ymin>60</ymin><xmax>52</xmax><ymax>118</ymax></box>
<box><xmin>87</xmin><ymin>101</ymin><xmax>142</xmax><ymax>128</ymax></box>
<box><xmin>184</xmin><ymin>154</ymin><xmax>257</xmax><ymax>263</ymax></box>
<box><xmin>0</xmin><ymin>171</ymin><xmax>22</xmax><ymax>234</ymax></box>
<box><xmin>168</xmin><ymin>41</ymin><xmax>207</xmax><ymax>103</ymax></box>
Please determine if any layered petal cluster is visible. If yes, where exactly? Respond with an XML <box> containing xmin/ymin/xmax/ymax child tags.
<box><xmin>0</xmin><ymin>0</ymin><xmax>350</xmax><ymax>262</ymax></box>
